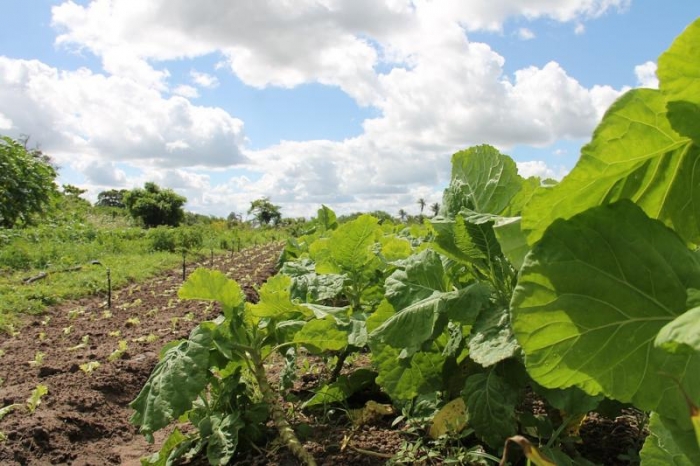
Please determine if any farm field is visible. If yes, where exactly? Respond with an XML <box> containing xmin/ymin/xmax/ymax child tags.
<box><xmin>0</xmin><ymin>242</ymin><xmax>284</xmax><ymax>464</ymax></box>
<box><xmin>0</xmin><ymin>13</ymin><xmax>699</xmax><ymax>466</ymax></box>
<box><xmin>0</xmin><ymin>241</ymin><xmax>647</xmax><ymax>466</ymax></box>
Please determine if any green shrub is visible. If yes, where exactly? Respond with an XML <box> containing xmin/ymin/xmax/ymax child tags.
<box><xmin>148</xmin><ymin>227</ymin><xmax>177</xmax><ymax>252</ymax></box>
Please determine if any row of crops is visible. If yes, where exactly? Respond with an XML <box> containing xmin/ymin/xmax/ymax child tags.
<box><xmin>129</xmin><ymin>18</ymin><xmax>700</xmax><ymax>465</ymax></box>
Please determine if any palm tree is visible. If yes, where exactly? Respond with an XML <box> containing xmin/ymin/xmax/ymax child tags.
<box><xmin>430</xmin><ymin>202</ymin><xmax>440</xmax><ymax>217</ymax></box>
<box><xmin>417</xmin><ymin>198</ymin><xmax>426</xmax><ymax>216</ymax></box>
<box><xmin>398</xmin><ymin>209</ymin><xmax>408</xmax><ymax>222</ymax></box>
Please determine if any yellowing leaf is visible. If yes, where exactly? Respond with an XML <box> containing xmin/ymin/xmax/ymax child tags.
<box><xmin>429</xmin><ymin>398</ymin><xmax>467</xmax><ymax>439</ymax></box>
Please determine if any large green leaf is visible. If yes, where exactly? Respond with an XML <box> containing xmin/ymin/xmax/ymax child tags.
<box><xmin>522</xmin><ymin>89</ymin><xmax>700</xmax><ymax>246</ymax></box>
<box><xmin>511</xmin><ymin>201</ymin><xmax>700</xmax><ymax>423</ymax></box>
<box><xmin>493</xmin><ymin>217</ymin><xmax>529</xmax><ymax>270</ymax></box>
<box><xmin>442</xmin><ymin>145</ymin><xmax>522</xmax><ymax>217</ymax></box>
<box><xmin>467</xmin><ymin>307</ymin><xmax>519</xmax><ymax>367</ymax></box>
<box><xmin>461</xmin><ymin>371</ymin><xmax>518</xmax><ymax>448</ymax></box>
<box><xmin>658</xmin><ymin>18</ymin><xmax>700</xmax><ymax>144</ymax></box>
<box><xmin>385</xmin><ymin>249</ymin><xmax>450</xmax><ymax>310</ymax></box>
<box><xmin>131</xmin><ymin>324</ymin><xmax>214</xmax><ymax>441</ymax></box>
<box><xmin>371</xmin><ymin>341</ymin><xmax>445</xmax><ymax>401</ymax></box>
<box><xmin>655</xmin><ymin>307</ymin><xmax>700</xmax><ymax>355</ymax></box>
<box><xmin>179</xmin><ymin>269</ymin><xmax>244</xmax><ymax>318</ymax></box>
<box><xmin>247</xmin><ymin>274</ymin><xmax>307</xmax><ymax>319</ymax></box>
<box><xmin>206</xmin><ymin>413</ymin><xmax>244</xmax><ymax>465</ymax></box>
<box><xmin>317</xmin><ymin>204</ymin><xmax>338</xmax><ymax>231</ymax></box>
<box><xmin>431</xmin><ymin>214</ymin><xmax>484</xmax><ymax>265</ymax></box>
<box><xmin>293</xmin><ymin>317</ymin><xmax>348</xmax><ymax>352</ymax></box>
<box><xmin>640</xmin><ymin>413</ymin><xmax>700</xmax><ymax>465</ymax></box>
<box><xmin>371</xmin><ymin>284</ymin><xmax>488</xmax><ymax>350</ymax></box>
<box><xmin>311</xmin><ymin>214</ymin><xmax>380</xmax><ymax>275</ymax></box>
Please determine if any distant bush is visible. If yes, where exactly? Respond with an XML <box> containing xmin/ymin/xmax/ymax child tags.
<box><xmin>148</xmin><ymin>227</ymin><xmax>177</xmax><ymax>252</ymax></box>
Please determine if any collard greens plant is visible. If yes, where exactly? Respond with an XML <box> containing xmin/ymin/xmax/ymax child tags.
<box><xmin>132</xmin><ymin>17</ymin><xmax>700</xmax><ymax>465</ymax></box>
<box><xmin>512</xmin><ymin>17</ymin><xmax>700</xmax><ymax>464</ymax></box>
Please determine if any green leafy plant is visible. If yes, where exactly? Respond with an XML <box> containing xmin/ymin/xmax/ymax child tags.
<box><xmin>26</xmin><ymin>384</ymin><xmax>48</xmax><ymax>413</ymax></box>
<box><xmin>131</xmin><ymin>269</ymin><xmax>324</xmax><ymax>465</ymax></box>
<box><xmin>79</xmin><ymin>361</ymin><xmax>101</xmax><ymax>375</ymax></box>
<box><xmin>108</xmin><ymin>340</ymin><xmax>129</xmax><ymax>361</ymax></box>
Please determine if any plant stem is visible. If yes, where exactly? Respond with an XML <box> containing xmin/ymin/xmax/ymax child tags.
<box><xmin>329</xmin><ymin>348</ymin><xmax>350</xmax><ymax>383</ymax></box>
<box><xmin>250</xmin><ymin>350</ymin><xmax>317</xmax><ymax>466</ymax></box>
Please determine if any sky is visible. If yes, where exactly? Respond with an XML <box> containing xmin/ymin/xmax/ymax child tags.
<box><xmin>1</xmin><ymin>1</ymin><xmax>699</xmax><ymax>220</ymax></box>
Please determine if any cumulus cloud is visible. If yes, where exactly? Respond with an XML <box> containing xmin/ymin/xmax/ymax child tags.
<box><xmin>0</xmin><ymin>57</ymin><xmax>247</xmax><ymax>169</ymax></box>
<box><xmin>79</xmin><ymin>159</ymin><xmax>128</xmax><ymax>186</ymax></box>
<box><xmin>1</xmin><ymin>0</ymin><xmax>634</xmax><ymax>217</ymax></box>
<box><xmin>634</xmin><ymin>61</ymin><xmax>658</xmax><ymax>88</ymax></box>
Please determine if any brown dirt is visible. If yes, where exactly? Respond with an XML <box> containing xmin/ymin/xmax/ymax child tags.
<box><xmin>0</xmin><ymin>243</ymin><xmax>283</xmax><ymax>465</ymax></box>
<box><xmin>0</xmin><ymin>241</ymin><xmax>648</xmax><ymax>466</ymax></box>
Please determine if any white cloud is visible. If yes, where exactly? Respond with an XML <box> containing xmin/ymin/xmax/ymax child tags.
<box><xmin>635</xmin><ymin>61</ymin><xmax>658</xmax><ymax>89</ymax></box>
<box><xmin>517</xmin><ymin>160</ymin><xmax>567</xmax><ymax>180</ymax></box>
<box><xmin>517</xmin><ymin>28</ymin><xmax>536</xmax><ymax>40</ymax></box>
<box><xmin>78</xmin><ymin>159</ymin><xmax>128</xmax><ymax>186</ymax></box>
<box><xmin>172</xmin><ymin>84</ymin><xmax>200</xmax><ymax>98</ymax></box>
<box><xmin>0</xmin><ymin>112</ymin><xmax>12</xmax><ymax>130</ymax></box>
<box><xmin>574</xmin><ymin>23</ymin><xmax>586</xmax><ymax>34</ymax></box>
<box><xmin>2</xmin><ymin>1</ymin><xmax>634</xmax><ymax>217</ymax></box>
<box><xmin>190</xmin><ymin>70</ymin><xmax>219</xmax><ymax>88</ymax></box>
<box><xmin>0</xmin><ymin>57</ymin><xmax>248</xmax><ymax>169</ymax></box>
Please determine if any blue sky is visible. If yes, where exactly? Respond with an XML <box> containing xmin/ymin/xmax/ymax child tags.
<box><xmin>1</xmin><ymin>1</ymin><xmax>698</xmax><ymax>218</ymax></box>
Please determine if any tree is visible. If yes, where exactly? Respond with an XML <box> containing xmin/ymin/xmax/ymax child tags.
<box><xmin>96</xmin><ymin>189</ymin><xmax>129</xmax><ymax>208</ymax></box>
<box><xmin>430</xmin><ymin>202</ymin><xmax>440</xmax><ymax>217</ymax></box>
<box><xmin>417</xmin><ymin>198</ymin><xmax>426</xmax><ymax>216</ymax></box>
<box><xmin>123</xmin><ymin>182</ymin><xmax>187</xmax><ymax>228</ymax></box>
<box><xmin>248</xmin><ymin>197</ymin><xmax>281</xmax><ymax>226</ymax></box>
<box><xmin>227</xmin><ymin>211</ymin><xmax>243</xmax><ymax>227</ymax></box>
<box><xmin>398</xmin><ymin>208</ymin><xmax>408</xmax><ymax>222</ymax></box>
<box><xmin>0</xmin><ymin>136</ymin><xmax>59</xmax><ymax>228</ymax></box>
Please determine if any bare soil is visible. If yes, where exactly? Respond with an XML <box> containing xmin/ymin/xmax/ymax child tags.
<box><xmin>0</xmin><ymin>242</ymin><xmax>646</xmax><ymax>465</ymax></box>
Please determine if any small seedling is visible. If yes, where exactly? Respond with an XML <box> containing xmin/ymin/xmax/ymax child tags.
<box><xmin>67</xmin><ymin>335</ymin><xmax>90</xmax><ymax>351</ymax></box>
<box><xmin>108</xmin><ymin>330</ymin><xmax>121</xmax><ymax>337</ymax></box>
<box><xmin>102</xmin><ymin>310</ymin><xmax>113</xmax><ymax>319</ymax></box>
<box><xmin>62</xmin><ymin>325</ymin><xmax>73</xmax><ymax>336</ymax></box>
<box><xmin>132</xmin><ymin>333</ymin><xmax>158</xmax><ymax>343</ymax></box>
<box><xmin>38</xmin><ymin>332</ymin><xmax>47</xmax><ymax>341</ymax></box>
<box><xmin>0</xmin><ymin>349</ymin><xmax>5</xmax><ymax>358</ymax></box>
<box><xmin>41</xmin><ymin>316</ymin><xmax>51</xmax><ymax>326</ymax></box>
<box><xmin>79</xmin><ymin>361</ymin><xmax>101</xmax><ymax>375</ymax></box>
<box><xmin>26</xmin><ymin>384</ymin><xmax>48</xmax><ymax>413</ymax></box>
<box><xmin>183</xmin><ymin>312</ymin><xmax>195</xmax><ymax>322</ymax></box>
<box><xmin>126</xmin><ymin>317</ymin><xmax>141</xmax><ymax>327</ymax></box>
<box><xmin>28</xmin><ymin>351</ymin><xmax>46</xmax><ymax>367</ymax></box>
<box><xmin>108</xmin><ymin>340</ymin><xmax>128</xmax><ymax>361</ymax></box>
<box><xmin>67</xmin><ymin>308</ymin><xmax>84</xmax><ymax>320</ymax></box>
